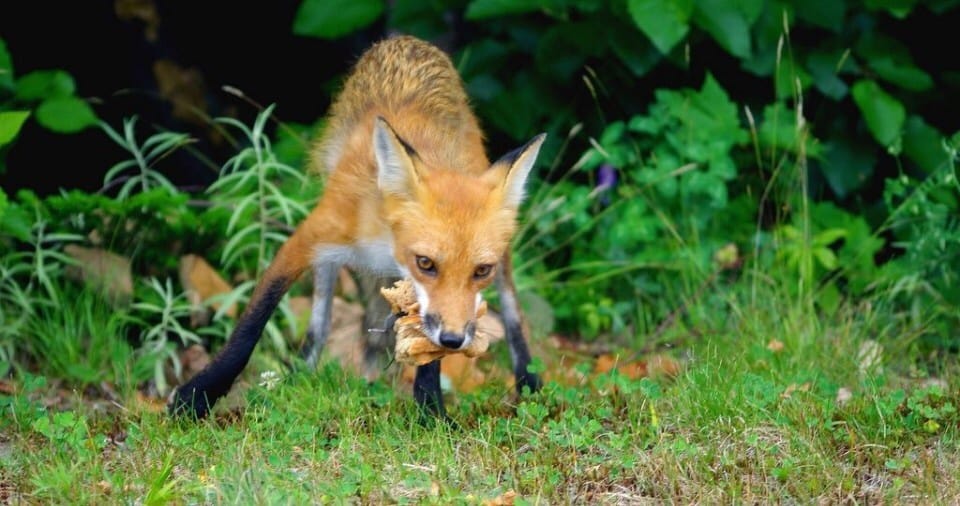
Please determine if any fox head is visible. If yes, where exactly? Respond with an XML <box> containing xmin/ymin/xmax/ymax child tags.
<box><xmin>373</xmin><ymin>117</ymin><xmax>545</xmax><ymax>350</ymax></box>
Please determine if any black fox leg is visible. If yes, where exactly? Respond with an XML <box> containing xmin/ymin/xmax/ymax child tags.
<box><xmin>168</xmin><ymin>231</ymin><xmax>313</xmax><ymax>419</ymax></box>
<box><xmin>169</xmin><ymin>276</ymin><xmax>292</xmax><ymax>418</ymax></box>
<box><xmin>302</xmin><ymin>262</ymin><xmax>338</xmax><ymax>368</ymax></box>
<box><xmin>496</xmin><ymin>253</ymin><xmax>542</xmax><ymax>395</ymax></box>
<box><xmin>413</xmin><ymin>359</ymin><xmax>445</xmax><ymax>419</ymax></box>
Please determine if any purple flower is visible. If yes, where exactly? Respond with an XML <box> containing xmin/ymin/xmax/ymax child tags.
<box><xmin>597</xmin><ymin>163</ymin><xmax>618</xmax><ymax>191</ymax></box>
<box><xmin>596</xmin><ymin>163</ymin><xmax>617</xmax><ymax>206</ymax></box>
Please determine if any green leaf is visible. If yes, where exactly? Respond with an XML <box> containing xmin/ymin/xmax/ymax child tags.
<box><xmin>607</xmin><ymin>24</ymin><xmax>661</xmax><ymax>77</ymax></box>
<box><xmin>693</xmin><ymin>0</ymin><xmax>753</xmax><ymax>59</ymax></box>
<box><xmin>806</xmin><ymin>49</ymin><xmax>849</xmax><ymax>100</ymax></box>
<box><xmin>820</xmin><ymin>138</ymin><xmax>876</xmax><ymax>198</ymax></box>
<box><xmin>387</xmin><ymin>0</ymin><xmax>448</xmax><ymax>40</ymax></box>
<box><xmin>627</xmin><ymin>0</ymin><xmax>693</xmax><ymax>55</ymax></box>
<box><xmin>536</xmin><ymin>21</ymin><xmax>607</xmax><ymax>80</ymax></box>
<box><xmin>465</xmin><ymin>0</ymin><xmax>545</xmax><ymax>19</ymax></box>
<box><xmin>851</xmin><ymin>80</ymin><xmax>905</xmax><ymax>149</ymax></box>
<box><xmin>902</xmin><ymin>116</ymin><xmax>950</xmax><ymax>173</ymax></box>
<box><xmin>0</xmin><ymin>110</ymin><xmax>30</xmax><ymax>146</ymax></box>
<box><xmin>34</xmin><ymin>96</ymin><xmax>98</xmax><ymax>133</ymax></box>
<box><xmin>813</xmin><ymin>247</ymin><xmax>838</xmax><ymax>270</ymax></box>
<box><xmin>0</xmin><ymin>192</ymin><xmax>32</xmax><ymax>242</ymax></box>
<box><xmin>864</xmin><ymin>0</ymin><xmax>918</xmax><ymax>18</ymax></box>
<box><xmin>15</xmin><ymin>70</ymin><xmax>76</xmax><ymax>101</ymax></box>
<box><xmin>0</xmin><ymin>38</ymin><xmax>13</xmax><ymax>90</ymax></box>
<box><xmin>794</xmin><ymin>0</ymin><xmax>845</xmax><ymax>31</ymax></box>
<box><xmin>868</xmin><ymin>58</ymin><xmax>933</xmax><ymax>91</ymax></box>
<box><xmin>293</xmin><ymin>0</ymin><xmax>385</xmax><ymax>39</ymax></box>
<box><xmin>927</xmin><ymin>0</ymin><xmax>960</xmax><ymax>13</ymax></box>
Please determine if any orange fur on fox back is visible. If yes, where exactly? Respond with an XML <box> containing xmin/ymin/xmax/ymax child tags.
<box><xmin>316</xmin><ymin>35</ymin><xmax>488</xmax><ymax>177</ymax></box>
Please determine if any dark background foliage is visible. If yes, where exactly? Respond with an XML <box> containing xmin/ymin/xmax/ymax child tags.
<box><xmin>1</xmin><ymin>0</ymin><xmax>958</xmax><ymax>351</ymax></box>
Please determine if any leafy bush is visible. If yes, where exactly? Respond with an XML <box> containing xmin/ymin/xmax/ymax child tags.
<box><xmin>0</xmin><ymin>38</ymin><xmax>99</xmax><ymax>169</ymax></box>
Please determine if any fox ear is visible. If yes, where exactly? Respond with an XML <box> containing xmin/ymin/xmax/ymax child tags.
<box><xmin>490</xmin><ymin>133</ymin><xmax>546</xmax><ymax>209</ymax></box>
<box><xmin>373</xmin><ymin>117</ymin><xmax>419</xmax><ymax>198</ymax></box>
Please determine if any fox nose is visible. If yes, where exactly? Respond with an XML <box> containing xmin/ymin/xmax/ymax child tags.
<box><xmin>438</xmin><ymin>331</ymin><xmax>464</xmax><ymax>349</ymax></box>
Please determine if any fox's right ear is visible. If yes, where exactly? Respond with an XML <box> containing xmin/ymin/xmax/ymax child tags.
<box><xmin>487</xmin><ymin>133</ymin><xmax>546</xmax><ymax>210</ymax></box>
<box><xmin>373</xmin><ymin>117</ymin><xmax>419</xmax><ymax>199</ymax></box>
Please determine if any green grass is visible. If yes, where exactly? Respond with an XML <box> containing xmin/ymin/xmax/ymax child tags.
<box><xmin>2</xmin><ymin>286</ymin><xmax>958</xmax><ymax>504</ymax></box>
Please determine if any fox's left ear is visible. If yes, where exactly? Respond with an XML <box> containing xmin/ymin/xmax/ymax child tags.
<box><xmin>373</xmin><ymin>117</ymin><xmax>420</xmax><ymax>199</ymax></box>
<box><xmin>488</xmin><ymin>133</ymin><xmax>546</xmax><ymax>209</ymax></box>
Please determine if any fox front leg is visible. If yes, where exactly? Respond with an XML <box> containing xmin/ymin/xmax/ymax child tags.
<box><xmin>496</xmin><ymin>253</ymin><xmax>542</xmax><ymax>395</ymax></box>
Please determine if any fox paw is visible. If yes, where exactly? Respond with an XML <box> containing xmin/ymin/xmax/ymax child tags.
<box><xmin>515</xmin><ymin>369</ymin><xmax>542</xmax><ymax>395</ymax></box>
<box><xmin>168</xmin><ymin>385</ymin><xmax>212</xmax><ymax>419</ymax></box>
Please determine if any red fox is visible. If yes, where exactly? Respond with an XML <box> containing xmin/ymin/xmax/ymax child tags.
<box><xmin>169</xmin><ymin>35</ymin><xmax>545</xmax><ymax>420</ymax></box>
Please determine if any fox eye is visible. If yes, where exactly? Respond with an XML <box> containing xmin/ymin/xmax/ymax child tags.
<box><xmin>416</xmin><ymin>255</ymin><xmax>436</xmax><ymax>274</ymax></box>
<box><xmin>473</xmin><ymin>264</ymin><xmax>493</xmax><ymax>280</ymax></box>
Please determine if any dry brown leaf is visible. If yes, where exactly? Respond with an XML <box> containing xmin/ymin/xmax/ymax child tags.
<box><xmin>179</xmin><ymin>254</ymin><xmax>236</xmax><ymax>320</ymax></box>
<box><xmin>134</xmin><ymin>391</ymin><xmax>167</xmax><ymax>413</ymax></box>
<box><xmin>781</xmin><ymin>382</ymin><xmax>811</xmax><ymax>399</ymax></box>
<box><xmin>647</xmin><ymin>354</ymin><xmax>682</xmax><ymax>377</ymax></box>
<box><xmin>594</xmin><ymin>353</ymin><xmax>619</xmax><ymax>374</ymax></box>
<box><xmin>114</xmin><ymin>0</ymin><xmax>160</xmax><ymax>41</ymax></box>
<box><xmin>64</xmin><ymin>245</ymin><xmax>133</xmax><ymax>306</ymax></box>
<box><xmin>483</xmin><ymin>490</ymin><xmax>517</xmax><ymax>506</ymax></box>
<box><xmin>594</xmin><ymin>353</ymin><xmax>680</xmax><ymax>380</ymax></box>
<box><xmin>179</xmin><ymin>344</ymin><xmax>210</xmax><ymax>378</ymax></box>
<box><xmin>153</xmin><ymin>59</ymin><xmax>208</xmax><ymax>126</ymax></box>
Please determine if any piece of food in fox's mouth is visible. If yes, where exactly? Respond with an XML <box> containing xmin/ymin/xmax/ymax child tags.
<box><xmin>380</xmin><ymin>279</ymin><xmax>489</xmax><ymax>366</ymax></box>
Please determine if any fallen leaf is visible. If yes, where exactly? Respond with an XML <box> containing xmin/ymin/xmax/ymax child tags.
<box><xmin>64</xmin><ymin>245</ymin><xmax>133</xmax><ymax>306</ymax></box>
<box><xmin>483</xmin><ymin>490</ymin><xmax>517</xmax><ymax>506</ymax></box>
<box><xmin>96</xmin><ymin>480</ymin><xmax>112</xmax><ymax>495</ymax></box>
<box><xmin>594</xmin><ymin>353</ymin><xmax>680</xmax><ymax>380</ymax></box>
<box><xmin>781</xmin><ymin>382</ymin><xmax>811</xmax><ymax>399</ymax></box>
<box><xmin>179</xmin><ymin>344</ymin><xmax>210</xmax><ymax>378</ymax></box>
<box><xmin>153</xmin><ymin>59</ymin><xmax>208</xmax><ymax>126</ymax></box>
<box><xmin>648</xmin><ymin>354</ymin><xmax>682</xmax><ymax>377</ymax></box>
<box><xmin>179</xmin><ymin>254</ymin><xmax>236</xmax><ymax>322</ymax></box>
<box><xmin>134</xmin><ymin>391</ymin><xmax>167</xmax><ymax>413</ymax></box>
<box><xmin>594</xmin><ymin>354</ymin><xmax>619</xmax><ymax>375</ymax></box>
<box><xmin>114</xmin><ymin>0</ymin><xmax>160</xmax><ymax>41</ymax></box>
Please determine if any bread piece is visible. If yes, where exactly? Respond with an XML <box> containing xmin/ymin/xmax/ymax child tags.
<box><xmin>380</xmin><ymin>279</ymin><xmax>489</xmax><ymax>366</ymax></box>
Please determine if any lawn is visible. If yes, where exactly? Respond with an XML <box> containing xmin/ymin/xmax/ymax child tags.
<box><xmin>3</xmin><ymin>286</ymin><xmax>957</xmax><ymax>504</ymax></box>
